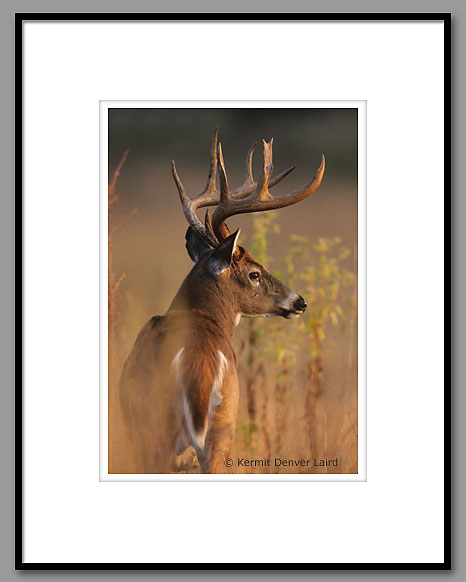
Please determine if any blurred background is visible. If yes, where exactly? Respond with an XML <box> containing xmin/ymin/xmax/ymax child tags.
<box><xmin>108</xmin><ymin>108</ymin><xmax>358</xmax><ymax>474</ymax></box>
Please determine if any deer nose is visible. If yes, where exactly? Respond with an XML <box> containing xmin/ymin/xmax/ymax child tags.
<box><xmin>294</xmin><ymin>296</ymin><xmax>307</xmax><ymax>313</ymax></box>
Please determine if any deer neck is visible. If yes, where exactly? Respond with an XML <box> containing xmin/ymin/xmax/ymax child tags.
<box><xmin>167</xmin><ymin>274</ymin><xmax>238</xmax><ymax>341</ymax></box>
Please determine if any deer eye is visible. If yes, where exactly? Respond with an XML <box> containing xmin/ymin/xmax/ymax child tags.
<box><xmin>249</xmin><ymin>271</ymin><xmax>260</xmax><ymax>281</ymax></box>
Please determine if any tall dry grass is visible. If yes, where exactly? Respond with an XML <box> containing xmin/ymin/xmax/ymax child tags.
<box><xmin>108</xmin><ymin>152</ymin><xmax>138</xmax><ymax>472</ymax></box>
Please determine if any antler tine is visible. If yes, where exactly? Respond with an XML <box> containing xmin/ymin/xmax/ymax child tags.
<box><xmin>216</xmin><ymin>143</ymin><xmax>233</xmax><ymax>240</ymax></box>
<box><xmin>217</xmin><ymin>142</ymin><xmax>231</xmax><ymax>203</ymax></box>
<box><xmin>171</xmin><ymin>128</ymin><xmax>220</xmax><ymax>247</ymax></box>
<box><xmin>268</xmin><ymin>164</ymin><xmax>296</xmax><ymax>188</ymax></box>
<box><xmin>229</xmin><ymin>142</ymin><xmax>256</xmax><ymax>198</ymax></box>
<box><xmin>244</xmin><ymin>142</ymin><xmax>256</xmax><ymax>187</ymax></box>
<box><xmin>256</xmin><ymin>139</ymin><xmax>275</xmax><ymax>201</ymax></box>
<box><xmin>211</xmin><ymin>139</ymin><xmax>325</xmax><ymax>241</ymax></box>
<box><xmin>230</xmin><ymin>141</ymin><xmax>296</xmax><ymax>200</ymax></box>
<box><xmin>203</xmin><ymin>125</ymin><xmax>219</xmax><ymax>196</ymax></box>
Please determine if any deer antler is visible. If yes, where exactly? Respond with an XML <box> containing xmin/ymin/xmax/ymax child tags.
<box><xmin>172</xmin><ymin>127</ymin><xmax>220</xmax><ymax>247</ymax></box>
<box><xmin>172</xmin><ymin>128</ymin><xmax>296</xmax><ymax>246</ymax></box>
<box><xmin>211</xmin><ymin>139</ymin><xmax>325</xmax><ymax>241</ymax></box>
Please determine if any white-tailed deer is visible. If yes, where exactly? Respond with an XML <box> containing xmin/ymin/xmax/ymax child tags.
<box><xmin>119</xmin><ymin>128</ymin><xmax>325</xmax><ymax>474</ymax></box>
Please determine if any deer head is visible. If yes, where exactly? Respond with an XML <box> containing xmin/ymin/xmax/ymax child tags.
<box><xmin>170</xmin><ymin>128</ymin><xmax>325</xmax><ymax>323</ymax></box>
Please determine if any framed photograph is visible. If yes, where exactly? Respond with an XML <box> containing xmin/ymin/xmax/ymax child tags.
<box><xmin>17</xmin><ymin>13</ymin><xmax>450</xmax><ymax>569</ymax></box>
<box><xmin>102</xmin><ymin>102</ymin><xmax>364</xmax><ymax>482</ymax></box>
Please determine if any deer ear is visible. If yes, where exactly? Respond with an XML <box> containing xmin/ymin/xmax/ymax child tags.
<box><xmin>208</xmin><ymin>229</ymin><xmax>241</xmax><ymax>276</ymax></box>
<box><xmin>185</xmin><ymin>227</ymin><xmax>211</xmax><ymax>263</ymax></box>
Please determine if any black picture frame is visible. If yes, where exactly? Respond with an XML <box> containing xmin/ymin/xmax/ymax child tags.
<box><xmin>15</xmin><ymin>12</ymin><xmax>452</xmax><ymax>571</ymax></box>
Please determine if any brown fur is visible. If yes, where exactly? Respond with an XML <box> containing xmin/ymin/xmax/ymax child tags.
<box><xmin>179</xmin><ymin>311</ymin><xmax>235</xmax><ymax>433</ymax></box>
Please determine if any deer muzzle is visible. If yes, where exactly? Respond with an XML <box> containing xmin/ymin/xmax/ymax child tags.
<box><xmin>278</xmin><ymin>293</ymin><xmax>307</xmax><ymax>319</ymax></box>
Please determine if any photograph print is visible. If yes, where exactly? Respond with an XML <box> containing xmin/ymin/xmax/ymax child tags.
<box><xmin>106</xmin><ymin>106</ymin><xmax>360</xmax><ymax>477</ymax></box>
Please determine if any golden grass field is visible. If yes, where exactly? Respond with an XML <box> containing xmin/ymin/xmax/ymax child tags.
<box><xmin>108</xmin><ymin>152</ymin><xmax>358</xmax><ymax>475</ymax></box>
